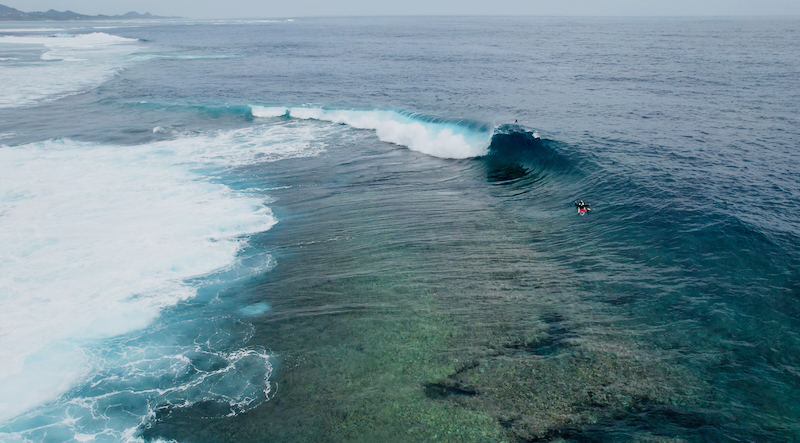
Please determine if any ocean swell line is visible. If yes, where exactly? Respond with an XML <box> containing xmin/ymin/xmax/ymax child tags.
<box><xmin>251</xmin><ymin>105</ymin><xmax>491</xmax><ymax>159</ymax></box>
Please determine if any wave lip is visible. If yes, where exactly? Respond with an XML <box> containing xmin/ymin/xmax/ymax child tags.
<box><xmin>251</xmin><ymin>105</ymin><xmax>289</xmax><ymax>118</ymax></box>
<box><xmin>251</xmin><ymin>105</ymin><xmax>492</xmax><ymax>159</ymax></box>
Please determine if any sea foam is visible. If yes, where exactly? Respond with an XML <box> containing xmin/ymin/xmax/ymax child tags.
<box><xmin>251</xmin><ymin>106</ymin><xmax>490</xmax><ymax>159</ymax></box>
<box><xmin>0</xmin><ymin>139</ymin><xmax>270</xmax><ymax>423</ymax></box>
<box><xmin>0</xmin><ymin>123</ymin><xmax>326</xmax><ymax>440</ymax></box>
<box><xmin>0</xmin><ymin>32</ymin><xmax>140</xmax><ymax>108</ymax></box>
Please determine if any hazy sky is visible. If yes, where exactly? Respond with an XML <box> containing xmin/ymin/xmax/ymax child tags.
<box><xmin>4</xmin><ymin>0</ymin><xmax>800</xmax><ymax>19</ymax></box>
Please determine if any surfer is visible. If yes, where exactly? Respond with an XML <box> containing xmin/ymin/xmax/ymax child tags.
<box><xmin>574</xmin><ymin>200</ymin><xmax>591</xmax><ymax>214</ymax></box>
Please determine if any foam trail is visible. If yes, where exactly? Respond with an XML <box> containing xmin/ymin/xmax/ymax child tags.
<box><xmin>0</xmin><ymin>32</ymin><xmax>140</xmax><ymax>108</ymax></box>
<box><xmin>0</xmin><ymin>123</ymin><xmax>329</xmax><ymax>440</ymax></box>
<box><xmin>251</xmin><ymin>106</ymin><xmax>490</xmax><ymax>159</ymax></box>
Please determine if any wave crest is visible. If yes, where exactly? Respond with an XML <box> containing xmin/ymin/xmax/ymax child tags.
<box><xmin>251</xmin><ymin>106</ymin><xmax>491</xmax><ymax>159</ymax></box>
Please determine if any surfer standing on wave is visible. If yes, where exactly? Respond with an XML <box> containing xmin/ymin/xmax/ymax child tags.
<box><xmin>575</xmin><ymin>200</ymin><xmax>591</xmax><ymax>214</ymax></box>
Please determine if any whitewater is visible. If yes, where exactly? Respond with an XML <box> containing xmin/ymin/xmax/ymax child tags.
<box><xmin>250</xmin><ymin>106</ymin><xmax>492</xmax><ymax>158</ymax></box>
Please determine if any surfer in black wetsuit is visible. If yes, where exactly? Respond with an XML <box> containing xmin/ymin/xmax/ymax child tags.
<box><xmin>574</xmin><ymin>200</ymin><xmax>591</xmax><ymax>213</ymax></box>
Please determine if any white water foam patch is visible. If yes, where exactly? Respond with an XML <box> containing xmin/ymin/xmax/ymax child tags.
<box><xmin>0</xmin><ymin>125</ymin><xmax>324</xmax><ymax>439</ymax></box>
<box><xmin>1</xmin><ymin>319</ymin><xmax>273</xmax><ymax>443</ymax></box>
<box><xmin>0</xmin><ymin>32</ymin><xmax>140</xmax><ymax>108</ymax></box>
<box><xmin>171</xmin><ymin>123</ymin><xmax>329</xmax><ymax>166</ymax></box>
<box><xmin>252</xmin><ymin>106</ymin><xmax>490</xmax><ymax>159</ymax></box>
<box><xmin>0</xmin><ymin>139</ymin><xmax>272</xmax><ymax>423</ymax></box>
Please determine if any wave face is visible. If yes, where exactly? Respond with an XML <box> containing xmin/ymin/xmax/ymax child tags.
<box><xmin>0</xmin><ymin>32</ymin><xmax>140</xmax><ymax>108</ymax></box>
<box><xmin>0</xmin><ymin>123</ymin><xmax>330</xmax><ymax>442</ymax></box>
<box><xmin>251</xmin><ymin>106</ymin><xmax>492</xmax><ymax>159</ymax></box>
<box><xmin>484</xmin><ymin>125</ymin><xmax>574</xmax><ymax>185</ymax></box>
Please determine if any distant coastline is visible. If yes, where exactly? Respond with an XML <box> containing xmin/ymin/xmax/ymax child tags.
<box><xmin>0</xmin><ymin>3</ymin><xmax>178</xmax><ymax>20</ymax></box>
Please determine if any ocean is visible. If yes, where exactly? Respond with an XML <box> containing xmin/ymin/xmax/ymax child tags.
<box><xmin>0</xmin><ymin>16</ymin><xmax>798</xmax><ymax>443</ymax></box>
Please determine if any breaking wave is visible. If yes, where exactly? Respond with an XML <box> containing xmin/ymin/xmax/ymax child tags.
<box><xmin>251</xmin><ymin>106</ymin><xmax>492</xmax><ymax>159</ymax></box>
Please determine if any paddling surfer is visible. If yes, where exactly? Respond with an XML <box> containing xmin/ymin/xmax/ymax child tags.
<box><xmin>574</xmin><ymin>200</ymin><xmax>591</xmax><ymax>214</ymax></box>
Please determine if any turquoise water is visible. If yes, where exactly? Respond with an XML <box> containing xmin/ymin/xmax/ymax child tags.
<box><xmin>0</xmin><ymin>16</ymin><xmax>798</xmax><ymax>442</ymax></box>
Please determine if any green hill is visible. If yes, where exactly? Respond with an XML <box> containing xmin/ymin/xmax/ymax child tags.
<box><xmin>0</xmin><ymin>3</ymin><xmax>175</xmax><ymax>20</ymax></box>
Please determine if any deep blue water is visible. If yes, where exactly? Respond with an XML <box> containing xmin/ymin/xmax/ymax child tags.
<box><xmin>0</xmin><ymin>16</ymin><xmax>798</xmax><ymax>443</ymax></box>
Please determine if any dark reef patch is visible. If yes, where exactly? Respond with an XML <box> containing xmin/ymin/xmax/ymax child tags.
<box><xmin>503</xmin><ymin>312</ymin><xmax>575</xmax><ymax>356</ymax></box>
<box><xmin>511</xmin><ymin>397</ymin><xmax>728</xmax><ymax>443</ymax></box>
<box><xmin>424</xmin><ymin>310</ymin><xmax>717</xmax><ymax>443</ymax></box>
<box><xmin>423</xmin><ymin>382</ymin><xmax>478</xmax><ymax>399</ymax></box>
